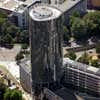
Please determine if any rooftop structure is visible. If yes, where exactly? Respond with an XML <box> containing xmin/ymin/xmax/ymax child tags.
<box><xmin>51</xmin><ymin>0</ymin><xmax>86</xmax><ymax>12</ymax></box>
<box><xmin>0</xmin><ymin>0</ymin><xmax>39</xmax><ymax>12</ymax></box>
<box><xmin>29</xmin><ymin>5</ymin><xmax>62</xmax><ymax>21</ymax></box>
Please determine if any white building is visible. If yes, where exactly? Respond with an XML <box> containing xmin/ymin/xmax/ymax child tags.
<box><xmin>63</xmin><ymin>58</ymin><xmax>100</xmax><ymax>96</ymax></box>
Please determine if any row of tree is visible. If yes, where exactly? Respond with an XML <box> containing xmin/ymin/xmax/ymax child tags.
<box><xmin>63</xmin><ymin>11</ymin><xmax>100</xmax><ymax>41</ymax></box>
<box><xmin>78</xmin><ymin>52</ymin><xmax>100</xmax><ymax>68</ymax></box>
<box><xmin>0</xmin><ymin>11</ymin><xmax>29</xmax><ymax>47</ymax></box>
<box><xmin>64</xmin><ymin>50</ymin><xmax>100</xmax><ymax>68</ymax></box>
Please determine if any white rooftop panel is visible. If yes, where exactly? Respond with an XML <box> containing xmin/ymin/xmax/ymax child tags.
<box><xmin>87</xmin><ymin>66</ymin><xmax>99</xmax><ymax>73</ymax></box>
<box><xmin>29</xmin><ymin>5</ymin><xmax>62</xmax><ymax>21</ymax></box>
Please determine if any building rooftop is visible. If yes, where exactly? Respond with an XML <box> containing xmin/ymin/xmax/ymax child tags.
<box><xmin>52</xmin><ymin>0</ymin><xmax>83</xmax><ymax>13</ymax></box>
<box><xmin>0</xmin><ymin>0</ymin><xmax>84</xmax><ymax>14</ymax></box>
<box><xmin>29</xmin><ymin>4</ymin><xmax>62</xmax><ymax>21</ymax></box>
<box><xmin>63</xmin><ymin>58</ymin><xmax>100</xmax><ymax>79</ymax></box>
<box><xmin>0</xmin><ymin>0</ymin><xmax>40</xmax><ymax>13</ymax></box>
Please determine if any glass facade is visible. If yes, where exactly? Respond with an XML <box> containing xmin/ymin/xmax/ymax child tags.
<box><xmin>29</xmin><ymin>8</ymin><xmax>63</xmax><ymax>90</ymax></box>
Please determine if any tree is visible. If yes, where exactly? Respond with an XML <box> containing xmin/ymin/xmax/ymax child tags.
<box><xmin>4</xmin><ymin>89</ymin><xmax>11</xmax><ymax>100</ymax></box>
<box><xmin>78</xmin><ymin>52</ymin><xmax>89</xmax><ymax>64</ymax></box>
<box><xmin>6</xmin><ymin>25</ymin><xmax>20</xmax><ymax>38</ymax></box>
<box><xmin>72</xmin><ymin>11</ymin><xmax>80</xmax><ymax>18</ymax></box>
<box><xmin>0</xmin><ymin>18</ymin><xmax>6</xmax><ymax>33</ymax></box>
<box><xmin>0</xmin><ymin>78</ymin><xmax>7</xmax><ymax>100</ymax></box>
<box><xmin>2</xmin><ymin>34</ymin><xmax>13</xmax><ymax>45</ymax></box>
<box><xmin>0</xmin><ymin>11</ymin><xmax>7</xmax><ymax>33</ymax></box>
<box><xmin>83</xmin><ymin>11</ymin><xmax>100</xmax><ymax>36</ymax></box>
<box><xmin>96</xmin><ymin>44</ymin><xmax>100</xmax><ymax>53</ymax></box>
<box><xmin>1</xmin><ymin>21</ymin><xmax>12</xmax><ymax>35</ymax></box>
<box><xmin>70</xmin><ymin>11</ymin><xmax>80</xmax><ymax>26</ymax></box>
<box><xmin>84</xmin><ymin>17</ymin><xmax>96</xmax><ymax>37</ymax></box>
<box><xmin>0</xmin><ymin>11</ymin><xmax>7</xmax><ymax>18</ymax></box>
<box><xmin>17</xmin><ymin>30</ymin><xmax>29</xmax><ymax>44</ymax></box>
<box><xmin>4</xmin><ymin>89</ymin><xmax>22</xmax><ymax>100</ymax></box>
<box><xmin>65</xmin><ymin>51</ymin><xmax>77</xmax><ymax>60</ymax></box>
<box><xmin>63</xmin><ymin>26</ymin><xmax>70</xmax><ymax>41</ymax></box>
<box><xmin>10</xmin><ymin>90</ymin><xmax>22</xmax><ymax>100</ymax></box>
<box><xmin>16</xmin><ymin>52</ymin><xmax>24</xmax><ymax>61</ymax></box>
<box><xmin>91</xmin><ymin>60</ymin><xmax>99</xmax><ymax>68</ymax></box>
<box><xmin>71</xmin><ymin>18</ymin><xmax>87</xmax><ymax>40</ymax></box>
<box><xmin>0</xmin><ymin>78</ymin><xmax>6</xmax><ymax>91</ymax></box>
<box><xmin>21</xmin><ymin>43</ymin><xmax>28</xmax><ymax>50</ymax></box>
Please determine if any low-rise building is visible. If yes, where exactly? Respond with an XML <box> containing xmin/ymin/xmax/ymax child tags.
<box><xmin>63</xmin><ymin>58</ymin><xmax>100</xmax><ymax>96</ymax></box>
<box><xmin>19</xmin><ymin>59</ymin><xmax>31</xmax><ymax>93</ymax></box>
<box><xmin>55</xmin><ymin>0</ymin><xmax>87</xmax><ymax>23</ymax></box>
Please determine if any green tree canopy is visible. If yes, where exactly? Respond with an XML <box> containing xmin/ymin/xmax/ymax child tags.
<box><xmin>21</xmin><ymin>43</ymin><xmax>28</xmax><ymax>49</ymax></box>
<box><xmin>0</xmin><ymin>78</ymin><xmax>7</xmax><ymax>100</ymax></box>
<box><xmin>83</xmin><ymin>11</ymin><xmax>100</xmax><ymax>36</ymax></box>
<box><xmin>0</xmin><ymin>11</ymin><xmax>7</xmax><ymax>18</ymax></box>
<box><xmin>78</xmin><ymin>52</ymin><xmax>89</xmax><ymax>64</ymax></box>
<box><xmin>10</xmin><ymin>90</ymin><xmax>22</xmax><ymax>100</ymax></box>
<box><xmin>17</xmin><ymin>30</ymin><xmax>29</xmax><ymax>44</ymax></box>
<box><xmin>3</xmin><ymin>34</ymin><xmax>13</xmax><ymax>45</ymax></box>
<box><xmin>15</xmin><ymin>51</ymin><xmax>24</xmax><ymax>61</ymax></box>
<box><xmin>4</xmin><ymin>89</ymin><xmax>11</xmax><ymax>100</ymax></box>
<box><xmin>63</xmin><ymin>26</ymin><xmax>70</xmax><ymax>41</ymax></box>
<box><xmin>91</xmin><ymin>60</ymin><xmax>100</xmax><ymax>68</ymax></box>
<box><xmin>71</xmin><ymin>18</ymin><xmax>87</xmax><ymax>40</ymax></box>
<box><xmin>4</xmin><ymin>89</ymin><xmax>22</xmax><ymax>100</ymax></box>
<box><xmin>96</xmin><ymin>44</ymin><xmax>100</xmax><ymax>53</ymax></box>
<box><xmin>6</xmin><ymin>25</ymin><xmax>20</xmax><ymax>38</ymax></box>
<box><xmin>65</xmin><ymin>51</ymin><xmax>77</xmax><ymax>60</ymax></box>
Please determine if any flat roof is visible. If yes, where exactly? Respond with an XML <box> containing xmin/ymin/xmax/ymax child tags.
<box><xmin>63</xmin><ymin>58</ymin><xmax>100</xmax><ymax>77</ymax></box>
<box><xmin>0</xmin><ymin>0</ymin><xmax>38</xmax><ymax>13</ymax></box>
<box><xmin>0</xmin><ymin>0</ymin><xmax>84</xmax><ymax>14</ymax></box>
<box><xmin>52</xmin><ymin>0</ymin><xmax>82</xmax><ymax>13</ymax></box>
<box><xmin>29</xmin><ymin>5</ymin><xmax>62</xmax><ymax>21</ymax></box>
<box><xmin>0</xmin><ymin>0</ymin><xmax>21</xmax><ymax>11</ymax></box>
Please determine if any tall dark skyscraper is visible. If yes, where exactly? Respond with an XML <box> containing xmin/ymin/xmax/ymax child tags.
<box><xmin>29</xmin><ymin>4</ymin><xmax>63</xmax><ymax>99</ymax></box>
